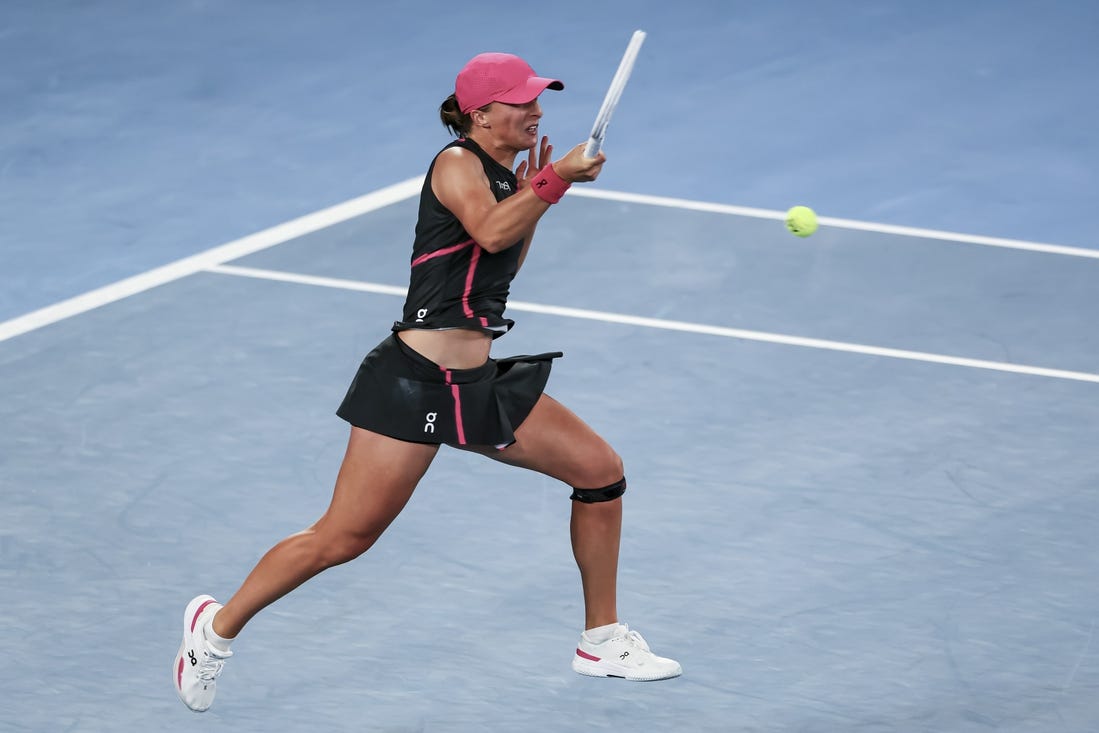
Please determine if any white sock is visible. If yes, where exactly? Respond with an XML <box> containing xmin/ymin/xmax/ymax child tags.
<box><xmin>203</xmin><ymin>618</ymin><xmax>235</xmax><ymax>653</ymax></box>
<box><xmin>583</xmin><ymin>622</ymin><xmax>621</xmax><ymax>644</ymax></box>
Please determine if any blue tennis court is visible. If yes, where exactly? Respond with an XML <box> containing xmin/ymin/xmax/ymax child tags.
<box><xmin>3</xmin><ymin>3</ymin><xmax>1098</xmax><ymax>732</ymax></box>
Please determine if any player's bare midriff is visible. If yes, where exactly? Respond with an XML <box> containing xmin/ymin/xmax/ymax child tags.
<box><xmin>397</xmin><ymin>328</ymin><xmax>493</xmax><ymax>370</ymax></box>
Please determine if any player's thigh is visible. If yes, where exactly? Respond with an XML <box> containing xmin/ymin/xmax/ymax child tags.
<box><xmin>461</xmin><ymin>394</ymin><xmax>623</xmax><ymax>488</ymax></box>
<box><xmin>317</xmin><ymin>426</ymin><xmax>439</xmax><ymax>535</ymax></box>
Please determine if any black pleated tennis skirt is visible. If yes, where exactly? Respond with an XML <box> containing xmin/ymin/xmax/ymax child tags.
<box><xmin>336</xmin><ymin>334</ymin><xmax>561</xmax><ymax>446</ymax></box>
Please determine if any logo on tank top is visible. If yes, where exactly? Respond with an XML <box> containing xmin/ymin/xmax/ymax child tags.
<box><xmin>416</xmin><ymin>308</ymin><xmax>428</xmax><ymax>322</ymax></box>
<box><xmin>424</xmin><ymin>412</ymin><xmax>437</xmax><ymax>434</ymax></box>
<box><xmin>496</xmin><ymin>181</ymin><xmax>511</xmax><ymax>192</ymax></box>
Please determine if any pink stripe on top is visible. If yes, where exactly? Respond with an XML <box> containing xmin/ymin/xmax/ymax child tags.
<box><xmin>441</xmin><ymin>368</ymin><xmax>467</xmax><ymax>445</ymax></box>
<box><xmin>411</xmin><ymin>238</ymin><xmax>475</xmax><ymax>267</ymax></box>
<box><xmin>462</xmin><ymin>245</ymin><xmax>481</xmax><ymax>318</ymax></box>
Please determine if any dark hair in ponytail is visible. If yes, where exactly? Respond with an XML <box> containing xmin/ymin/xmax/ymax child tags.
<box><xmin>439</xmin><ymin>94</ymin><xmax>472</xmax><ymax>136</ymax></box>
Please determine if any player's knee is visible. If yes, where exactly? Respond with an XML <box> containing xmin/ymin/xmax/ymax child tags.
<box><xmin>565</xmin><ymin>441</ymin><xmax>624</xmax><ymax>503</ymax></box>
<box><xmin>576</xmin><ymin>442</ymin><xmax>623</xmax><ymax>489</ymax></box>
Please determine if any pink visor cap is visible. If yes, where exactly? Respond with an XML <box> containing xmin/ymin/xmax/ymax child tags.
<box><xmin>455</xmin><ymin>53</ymin><xmax>564</xmax><ymax>114</ymax></box>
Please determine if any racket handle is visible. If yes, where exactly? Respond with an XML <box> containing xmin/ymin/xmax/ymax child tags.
<box><xmin>583</xmin><ymin>136</ymin><xmax>603</xmax><ymax>158</ymax></box>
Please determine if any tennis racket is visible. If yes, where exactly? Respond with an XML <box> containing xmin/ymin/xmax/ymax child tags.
<box><xmin>583</xmin><ymin>30</ymin><xmax>647</xmax><ymax>158</ymax></box>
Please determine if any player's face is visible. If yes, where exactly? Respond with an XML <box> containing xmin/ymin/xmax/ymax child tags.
<box><xmin>490</xmin><ymin>99</ymin><xmax>542</xmax><ymax>150</ymax></box>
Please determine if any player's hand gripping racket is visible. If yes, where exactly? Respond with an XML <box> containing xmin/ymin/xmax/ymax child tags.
<box><xmin>584</xmin><ymin>30</ymin><xmax>646</xmax><ymax>158</ymax></box>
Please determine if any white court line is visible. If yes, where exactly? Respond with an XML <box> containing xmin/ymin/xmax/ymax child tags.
<box><xmin>569</xmin><ymin>188</ymin><xmax>1099</xmax><ymax>260</ymax></box>
<box><xmin>207</xmin><ymin>263</ymin><xmax>1099</xmax><ymax>385</ymax></box>
<box><xmin>0</xmin><ymin>177</ymin><xmax>425</xmax><ymax>344</ymax></box>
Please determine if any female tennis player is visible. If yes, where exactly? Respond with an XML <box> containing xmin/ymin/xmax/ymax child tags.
<box><xmin>174</xmin><ymin>51</ymin><xmax>681</xmax><ymax>712</ymax></box>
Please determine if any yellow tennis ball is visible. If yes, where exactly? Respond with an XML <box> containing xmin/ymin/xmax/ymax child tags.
<box><xmin>785</xmin><ymin>205</ymin><xmax>818</xmax><ymax>237</ymax></box>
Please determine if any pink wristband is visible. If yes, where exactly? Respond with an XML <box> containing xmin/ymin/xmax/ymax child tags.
<box><xmin>530</xmin><ymin>164</ymin><xmax>571</xmax><ymax>204</ymax></box>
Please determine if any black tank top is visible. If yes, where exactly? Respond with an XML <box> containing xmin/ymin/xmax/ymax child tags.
<box><xmin>393</xmin><ymin>138</ymin><xmax>523</xmax><ymax>339</ymax></box>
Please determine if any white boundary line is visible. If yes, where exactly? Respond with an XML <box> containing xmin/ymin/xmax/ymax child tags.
<box><xmin>0</xmin><ymin>177</ymin><xmax>425</xmax><ymax>344</ymax></box>
<box><xmin>568</xmin><ymin>188</ymin><xmax>1099</xmax><ymax>259</ymax></box>
<box><xmin>209</xmin><ymin>264</ymin><xmax>409</xmax><ymax>298</ymax></box>
<box><xmin>207</xmin><ymin>263</ymin><xmax>1099</xmax><ymax>385</ymax></box>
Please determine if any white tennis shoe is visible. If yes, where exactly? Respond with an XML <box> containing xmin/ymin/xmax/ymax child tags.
<box><xmin>173</xmin><ymin>594</ymin><xmax>232</xmax><ymax>712</ymax></box>
<box><xmin>571</xmin><ymin>623</ymin><xmax>682</xmax><ymax>681</ymax></box>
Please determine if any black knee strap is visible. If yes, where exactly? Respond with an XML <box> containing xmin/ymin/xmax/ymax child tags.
<box><xmin>569</xmin><ymin>477</ymin><xmax>626</xmax><ymax>503</ymax></box>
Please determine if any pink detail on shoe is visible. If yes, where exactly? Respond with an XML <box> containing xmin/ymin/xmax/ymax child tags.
<box><xmin>191</xmin><ymin>600</ymin><xmax>216</xmax><ymax>633</ymax></box>
<box><xmin>576</xmin><ymin>648</ymin><xmax>601</xmax><ymax>662</ymax></box>
<box><xmin>177</xmin><ymin>656</ymin><xmax>184</xmax><ymax>689</ymax></box>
